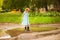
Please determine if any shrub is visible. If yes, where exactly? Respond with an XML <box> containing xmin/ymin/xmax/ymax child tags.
<box><xmin>29</xmin><ymin>11</ymin><xmax>60</xmax><ymax>17</ymax></box>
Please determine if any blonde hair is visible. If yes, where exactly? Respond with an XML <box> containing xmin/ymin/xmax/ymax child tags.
<box><xmin>25</xmin><ymin>8</ymin><xmax>30</xmax><ymax>11</ymax></box>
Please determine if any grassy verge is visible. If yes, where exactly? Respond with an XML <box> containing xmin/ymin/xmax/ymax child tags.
<box><xmin>5</xmin><ymin>27</ymin><xmax>58</xmax><ymax>37</ymax></box>
<box><xmin>0</xmin><ymin>13</ymin><xmax>21</xmax><ymax>23</ymax></box>
<box><xmin>0</xmin><ymin>29</ymin><xmax>3</xmax><ymax>36</ymax></box>
<box><xmin>0</xmin><ymin>13</ymin><xmax>60</xmax><ymax>24</ymax></box>
<box><xmin>30</xmin><ymin>27</ymin><xmax>58</xmax><ymax>32</ymax></box>
<box><xmin>29</xmin><ymin>17</ymin><xmax>60</xmax><ymax>24</ymax></box>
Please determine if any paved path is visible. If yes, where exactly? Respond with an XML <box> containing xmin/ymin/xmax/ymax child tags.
<box><xmin>32</xmin><ymin>34</ymin><xmax>60</xmax><ymax>40</ymax></box>
<box><xmin>31</xmin><ymin>24</ymin><xmax>60</xmax><ymax>28</ymax></box>
<box><xmin>18</xmin><ymin>29</ymin><xmax>60</xmax><ymax>40</ymax></box>
<box><xmin>0</xmin><ymin>23</ymin><xmax>60</xmax><ymax>30</ymax></box>
<box><xmin>0</xmin><ymin>23</ymin><xmax>60</xmax><ymax>40</ymax></box>
<box><xmin>0</xmin><ymin>29</ymin><xmax>60</xmax><ymax>40</ymax></box>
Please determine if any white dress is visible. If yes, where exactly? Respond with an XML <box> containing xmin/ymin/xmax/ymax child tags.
<box><xmin>22</xmin><ymin>11</ymin><xmax>29</xmax><ymax>26</ymax></box>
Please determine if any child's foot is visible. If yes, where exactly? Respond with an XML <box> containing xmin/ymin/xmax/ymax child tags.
<box><xmin>25</xmin><ymin>27</ymin><xmax>26</xmax><ymax>30</ymax></box>
<box><xmin>27</xmin><ymin>27</ymin><xmax>30</xmax><ymax>31</ymax></box>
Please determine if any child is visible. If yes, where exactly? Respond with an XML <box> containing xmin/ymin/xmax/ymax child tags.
<box><xmin>22</xmin><ymin>8</ymin><xmax>30</xmax><ymax>31</ymax></box>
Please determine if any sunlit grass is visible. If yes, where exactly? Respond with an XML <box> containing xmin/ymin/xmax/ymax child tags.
<box><xmin>30</xmin><ymin>27</ymin><xmax>58</xmax><ymax>32</ymax></box>
<box><xmin>0</xmin><ymin>29</ymin><xmax>3</xmax><ymax>36</ymax></box>
<box><xmin>0</xmin><ymin>13</ymin><xmax>60</xmax><ymax>24</ymax></box>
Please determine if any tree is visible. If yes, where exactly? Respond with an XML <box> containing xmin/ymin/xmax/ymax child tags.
<box><xmin>2</xmin><ymin>0</ymin><xmax>31</xmax><ymax>12</ymax></box>
<box><xmin>0</xmin><ymin>0</ymin><xmax>4</xmax><ymax>11</ymax></box>
<box><xmin>30</xmin><ymin>0</ymin><xmax>48</xmax><ymax>11</ymax></box>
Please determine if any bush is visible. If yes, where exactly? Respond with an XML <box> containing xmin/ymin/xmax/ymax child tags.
<box><xmin>29</xmin><ymin>11</ymin><xmax>60</xmax><ymax>17</ymax></box>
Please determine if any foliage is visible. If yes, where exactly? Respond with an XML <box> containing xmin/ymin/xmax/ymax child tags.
<box><xmin>1</xmin><ymin>0</ymin><xmax>60</xmax><ymax>12</ymax></box>
<box><xmin>29</xmin><ymin>11</ymin><xmax>60</xmax><ymax>17</ymax></box>
<box><xmin>2</xmin><ymin>0</ymin><xmax>31</xmax><ymax>12</ymax></box>
<box><xmin>0</xmin><ymin>0</ymin><xmax>4</xmax><ymax>7</ymax></box>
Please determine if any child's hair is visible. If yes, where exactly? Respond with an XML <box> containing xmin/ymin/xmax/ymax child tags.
<box><xmin>25</xmin><ymin>8</ymin><xmax>30</xmax><ymax>11</ymax></box>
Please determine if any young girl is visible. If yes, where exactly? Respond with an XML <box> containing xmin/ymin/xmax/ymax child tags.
<box><xmin>22</xmin><ymin>8</ymin><xmax>30</xmax><ymax>31</ymax></box>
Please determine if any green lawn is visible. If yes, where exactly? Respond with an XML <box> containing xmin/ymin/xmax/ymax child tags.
<box><xmin>0</xmin><ymin>13</ymin><xmax>21</xmax><ymax>23</ymax></box>
<box><xmin>29</xmin><ymin>17</ymin><xmax>60</xmax><ymax>24</ymax></box>
<box><xmin>0</xmin><ymin>13</ymin><xmax>60</xmax><ymax>24</ymax></box>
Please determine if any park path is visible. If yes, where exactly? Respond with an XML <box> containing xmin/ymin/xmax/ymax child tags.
<box><xmin>0</xmin><ymin>23</ymin><xmax>60</xmax><ymax>40</ymax></box>
<box><xmin>0</xmin><ymin>23</ymin><xmax>60</xmax><ymax>30</ymax></box>
<box><xmin>0</xmin><ymin>29</ymin><xmax>60</xmax><ymax>40</ymax></box>
<box><xmin>18</xmin><ymin>30</ymin><xmax>60</xmax><ymax>40</ymax></box>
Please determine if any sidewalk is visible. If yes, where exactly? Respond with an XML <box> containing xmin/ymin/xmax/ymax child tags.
<box><xmin>0</xmin><ymin>23</ymin><xmax>60</xmax><ymax>40</ymax></box>
<box><xmin>0</xmin><ymin>29</ymin><xmax>60</xmax><ymax>40</ymax></box>
<box><xmin>0</xmin><ymin>29</ymin><xmax>60</xmax><ymax>39</ymax></box>
<box><xmin>0</xmin><ymin>23</ymin><xmax>60</xmax><ymax>30</ymax></box>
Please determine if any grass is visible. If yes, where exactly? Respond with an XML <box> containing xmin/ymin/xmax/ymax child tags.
<box><xmin>0</xmin><ymin>13</ymin><xmax>60</xmax><ymax>24</ymax></box>
<box><xmin>0</xmin><ymin>13</ymin><xmax>21</xmax><ymax>23</ymax></box>
<box><xmin>30</xmin><ymin>27</ymin><xmax>58</xmax><ymax>32</ymax></box>
<box><xmin>0</xmin><ymin>29</ymin><xmax>2</xmax><ymax>34</ymax></box>
<box><xmin>29</xmin><ymin>17</ymin><xmax>60</xmax><ymax>24</ymax></box>
<box><xmin>5</xmin><ymin>27</ymin><xmax>58</xmax><ymax>37</ymax></box>
<box><xmin>0</xmin><ymin>29</ymin><xmax>3</xmax><ymax>36</ymax></box>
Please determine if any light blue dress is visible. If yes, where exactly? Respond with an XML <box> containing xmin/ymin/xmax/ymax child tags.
<box><xmin>22</xmin><ymin>11</ymin><xmax>29</xmax><ymax>26</ymax></box>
